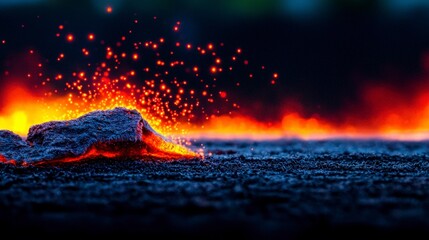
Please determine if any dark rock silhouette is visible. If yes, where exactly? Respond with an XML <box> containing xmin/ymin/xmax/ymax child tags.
<box><xmin>0</xmin><ymin>107</ymin><xmax>196</xmax><ymax>165</ymax></box>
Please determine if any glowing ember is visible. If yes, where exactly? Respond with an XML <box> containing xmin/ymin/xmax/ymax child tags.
<box><xmin>66</xmin><ymin>34</ymin><xmax>74</xmax><ymax>42</ymax></box>
<box><xmin>88</xmin><ymin>34</ymin><xmax>95</xmax><ymax>41</ymax></box>
<box><xmin>106</xmin><ymin>6</ymin><xmax>113</xmax><ymax>14</ymax></box>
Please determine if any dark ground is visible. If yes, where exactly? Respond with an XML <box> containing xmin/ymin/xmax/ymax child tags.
<box><xmin>1</xmin><ymin>140</ymin><xmax>429</xmax><ymax>239</ymax></box>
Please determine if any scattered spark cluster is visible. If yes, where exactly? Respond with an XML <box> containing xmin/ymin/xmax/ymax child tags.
<box><xmin>21</xmin><ymin>13</ymin><xmax>277</xmax><ymax>144</ymax></box>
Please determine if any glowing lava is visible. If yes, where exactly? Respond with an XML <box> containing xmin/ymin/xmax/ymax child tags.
<box><xmin>0</xmin><ymin>108</ymin><xmax>198</xmax><ymax>165</ymax></box>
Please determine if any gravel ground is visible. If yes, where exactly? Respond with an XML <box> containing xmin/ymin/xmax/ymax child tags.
<box><xmin>1</xmin><ymin>140</ymin><xmax>429</xmax><ymax>239</ymax></box>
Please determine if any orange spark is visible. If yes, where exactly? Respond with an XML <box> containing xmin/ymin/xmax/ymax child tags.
<box><xmin>66</xmin><ymin>34</ymin><xmax>74</xmax><ymax>42</ymax></box>
<box><xmin>88</xmin><ymin>34</ymin><xmax>95</xmax><ymax>41</ymax></box>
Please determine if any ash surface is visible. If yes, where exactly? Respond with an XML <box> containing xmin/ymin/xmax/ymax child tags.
<box><xmin>1</xmin><ymin>140</ymin><xmax>429</xmax><ymax>239</ymax></box>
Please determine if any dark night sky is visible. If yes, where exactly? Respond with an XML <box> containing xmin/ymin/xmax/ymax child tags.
<box><xmin>1</xmin><ymin>0</ymin><xmax>429</xmax><ymax>122</ymax></box>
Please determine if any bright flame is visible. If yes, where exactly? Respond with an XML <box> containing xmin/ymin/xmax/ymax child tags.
<box><xmin>0</xmin><ymin>86</ymin><xmax>65</xmax><ymax>136</ymax></box>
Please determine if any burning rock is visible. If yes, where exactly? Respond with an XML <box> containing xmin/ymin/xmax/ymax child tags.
<box><xmin>0</xmin><ymin>107</ymin><xmax>197</xmax><ymax>165</ymax></box>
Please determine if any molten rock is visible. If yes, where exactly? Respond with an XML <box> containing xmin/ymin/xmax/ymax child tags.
<box><xmin>0</xmin><ymin>107</ymin><xmax>197</xmax><ymax>165</ymax></box>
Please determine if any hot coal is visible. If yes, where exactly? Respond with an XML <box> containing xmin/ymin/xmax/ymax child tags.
<box><xmin>0</xmin><ymin>107</ymin><xmax>196</xmax><ymax>164</ymax></box>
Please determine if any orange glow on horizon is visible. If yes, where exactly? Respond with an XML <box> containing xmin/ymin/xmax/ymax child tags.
<box><xmin>3</xmin><ymin>84</ymin><xmax>429</xmax><ymax>142</ymax></box>
<box><xmin>179</xmin><ymin>80</ymin><xmax>429</xmax><ymax>141</ymax></box>
<box><xmin>181</xmin><ymin>113</ymin><xmax>429</xmax><ymax>141</ymax></box>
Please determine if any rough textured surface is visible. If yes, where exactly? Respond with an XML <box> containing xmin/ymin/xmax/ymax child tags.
<box><xmin>1</xmin><ymin>140</ymin><xmax>429</xmax><ymax>239</ymax></box>
<box><xmin>0</xmin><ymin>107</ymin><xmax>195</xmax><ymax>164</ymax></box>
